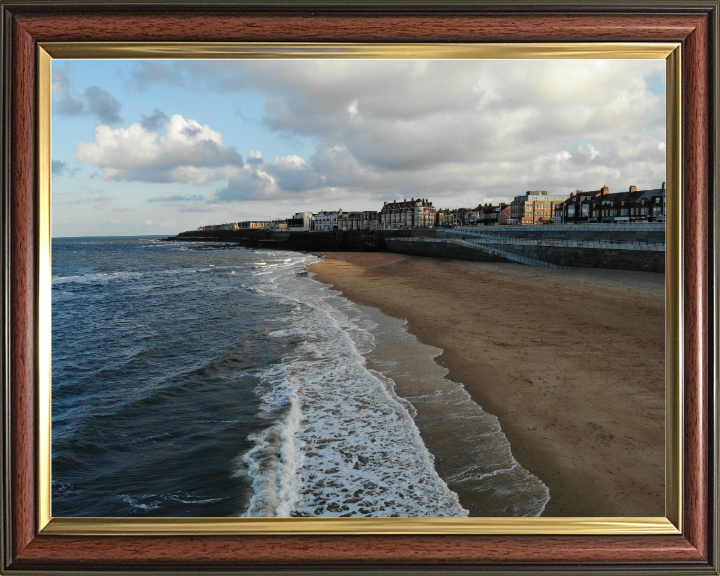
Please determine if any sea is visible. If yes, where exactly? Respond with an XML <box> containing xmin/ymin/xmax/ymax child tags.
<box><xmin>52</xmin><ymin>236</ymin><xmax>549</xmax><ymax>518</ymax></box>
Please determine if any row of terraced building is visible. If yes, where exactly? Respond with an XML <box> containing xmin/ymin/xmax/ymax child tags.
<box><xmin>199</xmin><ymin>183</ymin><xmax>666</xmax><ymax>232</ymax></box>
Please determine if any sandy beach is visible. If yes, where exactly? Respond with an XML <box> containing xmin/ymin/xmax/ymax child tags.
<box><xmin>308</xmin><ymin>252</ymin><xmax>665</xmax><ymax>517</ymax></box>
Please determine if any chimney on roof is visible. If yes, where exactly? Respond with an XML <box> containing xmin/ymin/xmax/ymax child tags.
<box><xmin>601</xmin><ymin>186</ymin><xmax>609</xmax><ymax>195</ymax></box>
<box><xmin>629</xmin><ymin>185</ymin><xmax>637</xmax><ymax>193</ymax></box>
<box><xmin>662</xmin><ymin>182</ymin><xmax>666</xmax><ymax>190</ymax></box>
<box><xmin>384</xmin><ymin>201</ymin><xmax>387</xmax><ymax>206</ymax></box>
<box><xmin>571</xmin><ymin>192</ymin><xmax>575</xmax><ymax>197</ymax></box>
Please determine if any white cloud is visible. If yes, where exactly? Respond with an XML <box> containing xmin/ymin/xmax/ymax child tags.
<box><xmin>577</xmin><ymin>143</ymin><xmax>601</xmax><ymax>161</ymax></box>
<box><xmin>216</xmin><ymin>165</ymin><xmax>243</xmax><ymax>179</ymax></box>
<box><xmin>178</xmin><ymin>204</ymin><xmax>227</xmax><ymax>213</ymax></box>
<box><xmin>76</xmin><ymin>114</ymin><xmax>244</xmax><ymax>185</ymax></box>
<box><xmin>214</xmin><ymin>165</ymin><xmax>279</xmax><ymax>202</ymax></box>
<box><xmin>53</xmin><ymin>190</ymin><xmax>116</xmax><ymax>209</ymax></box>
<box><xmin>169</xmin><ymin>166</ymin><xmax>213</xmax><ymax>186</ymax></box>
<box><xmin>77</xmin><ymin>123</ymin><xmax>160</xmax><ymax>171</ymax></box>
<box><xmin>116</xmin><ymin>59</ymin><xmax>667</xmax><ymax>208</ymax></box>
<box><xmin>147</xmin><ymin>194</ymin><xmax>205</xmax><ymax>203</ymax></box>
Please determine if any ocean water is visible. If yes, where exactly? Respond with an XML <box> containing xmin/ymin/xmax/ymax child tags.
<box><xmin>52</xmin><ymin>236</ymin><xmax>548</xmax><ymax>517</ymax></box>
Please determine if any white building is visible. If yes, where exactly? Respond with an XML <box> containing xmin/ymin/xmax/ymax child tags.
<box><xmin>314</xmin><ymin>210</ymin><xmax>342</xmax><ymax>232</ymax></box>
<box><xmin>288</xmin><ymin>211</ymin><xmax>315</xmax><ymax>232</ymax></box>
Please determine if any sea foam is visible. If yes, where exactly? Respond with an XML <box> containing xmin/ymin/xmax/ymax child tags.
<box><xmin>238</xmin><ymin>252</ymin><xmax>468</xmax><ymax>517</ymax></box>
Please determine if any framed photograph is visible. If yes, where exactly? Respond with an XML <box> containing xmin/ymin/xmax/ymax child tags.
<box><xmin>1</xmin><ymin>1</ymin><xmax>717</xmax><ymax>574</ymax></box>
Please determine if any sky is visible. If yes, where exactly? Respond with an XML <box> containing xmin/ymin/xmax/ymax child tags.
<box><xmin>51</xmin><ymin>58</ymin><xmax>666</xmax><ymax>237</ymax></box>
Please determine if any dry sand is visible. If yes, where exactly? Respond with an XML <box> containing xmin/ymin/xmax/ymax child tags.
<box><xmin>308</xmin><ymin>251</ymin><xmax>665</xmax><ymax>517</ymax></box>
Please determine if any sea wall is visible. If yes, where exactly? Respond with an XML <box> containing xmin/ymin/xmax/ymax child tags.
<box><xmin>384</xmin><ymin>239</ymin><xmax>507</xmax><ymax>263</ymax></box>
<box><xmin>385</xmin><ymin>238</ymin><xmax>665</xmax><ymax>272</ymax></box>
<box><xmin>483</xmin><ymin>243</ymin><xmax>665</xmax><ymax>272</ymax></box>
<box><xmin>167</xmin><ymin>228</ymin><xmax>436</xmax><ymax>251</ymax></box>
<box><xmin>167</xmin><ymin>226</ymin><xmax>665</xmax><ymax>272</ymax></box>
<box><xmin>169</xmin><ymin>229</ymin><xmax>383</xmax><ymax>251</ymax></box>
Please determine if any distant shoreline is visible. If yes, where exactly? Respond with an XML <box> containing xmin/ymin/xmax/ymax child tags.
<box><xmin>308</xmin><ymin>252</ymin><xmax>665</xmax><ymax>517</ymax></box>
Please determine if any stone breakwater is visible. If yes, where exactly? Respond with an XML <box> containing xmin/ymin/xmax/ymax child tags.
<box><xmin>165</xmin><ymin>225</ymin><xmax>666</xmax><ymax>272</ymax></box>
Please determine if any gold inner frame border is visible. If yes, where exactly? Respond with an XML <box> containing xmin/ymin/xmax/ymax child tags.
<box><xmin>36</xmin><ymin>41</ymin><xmax>682</xmax><ymax>536</ymax></box>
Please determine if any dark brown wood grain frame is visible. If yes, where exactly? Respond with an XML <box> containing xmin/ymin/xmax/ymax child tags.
<box><xmin>1</xmin><ymin>1</ymin><xmax>718</xmax><ymax>573</ymax></box>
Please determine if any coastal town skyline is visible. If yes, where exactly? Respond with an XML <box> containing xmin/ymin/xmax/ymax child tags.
<box><xmin>52</xmin><ymin>59</ymin><xmax>665</xmax><ymax>237</ymax></box>
<box><xmin>196</xmin><ymin>180</ymin><xmax>667</xmax><ymax>233</ymax></box>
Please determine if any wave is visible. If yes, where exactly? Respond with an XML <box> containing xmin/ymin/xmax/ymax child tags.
<box><xmin>107</xmin><ymin>492</ymin><xmax>227</xmax><ymax>515</ymax></box>
<box><xmin>238</xmin><ymin>253</ymin><xmax>468</xmax><ymax>518</ymax></box>
<box><xmin>51</xmin><ymin>240</ymin><xmax>547</xmax><ymax>518</ymax></box>
<box><xmin>52</xmin><ymin>271</ymin><xmax>144</xmax><ymax>286</ymax></box>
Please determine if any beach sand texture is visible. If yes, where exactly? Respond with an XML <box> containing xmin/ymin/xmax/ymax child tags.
<box><xmin>308</xmin><ymin>252</ymin><xmax>665</xmax><ymax>517</ymax></box>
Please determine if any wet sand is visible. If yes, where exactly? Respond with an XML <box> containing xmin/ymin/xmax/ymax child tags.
<box><xmin>308</xmin><ymin>252</ymin><xmax>665</xmax><ymax>517</ymax></box>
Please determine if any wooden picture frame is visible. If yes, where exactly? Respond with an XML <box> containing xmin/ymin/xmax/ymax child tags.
<box><xmin>1</xmin><ymin>1</ymin><xmax>717</xmax><ymax>573</ymax></box>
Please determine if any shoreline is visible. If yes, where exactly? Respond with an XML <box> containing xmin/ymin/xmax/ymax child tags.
<box><xmin>307</xmin><ymin>252</ymin><xmax>665</xmax><ymax>517</ymax></box>
<box><xmin>355</xmin><ymin>302</ymin><xmax>549</xmax><ymax>517</ymax></box>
